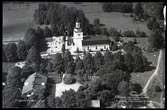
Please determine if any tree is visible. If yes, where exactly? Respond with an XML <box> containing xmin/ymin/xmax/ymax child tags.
<box><xmin>66</xmin><ymin>61</ymin><xmax>75</xmax><ymax>74</ymax></box>
<box><xmin>26</xmin><ymin>45</ymin><xmax>41</xmax><ymax>64</ymax></box>
<box><xmin>52</xmin><ymin>53</ymin><xmax>64</xmax><ymax>74</ymax></box>
<box><xmin>20</xmin><ymin>65</ymin><xmax>34</xmax><ymax>82</ymax></box>
<box><xmin>33</xmin><ymin>3</ymin><xmax>49</xmax><ymax>24</ymax></box>
<box><xmin>133</xmin><ymin>54</ymin><xmax>145</xmax><ymax>72</ymax></box>
<box><xmin>123</xmin><ymin>30</ymin><xmax>136</xmax><ymax>37</ymax></box>
<box><xmin>76</xmin><ymin>91</ymin><xmax>91</xmax><ymax>108</ymax></box>
<box><xmin>44</xmin><ymin>26</ymin><xmax>52</xmax><ymax>37</ymax></box>
<box><xmin>54</xmin><ymin>97</ymin><xmax>63</xmax><ymax>108</ymax></box>
<box><xmin>124</xmin><ymin>53</ymin><xmax>134</xmax><ymax>72</ymax></box>
<box><xmin>36</xmin><ymin>27</ymin><xmax>47</xmax><ymax>52</ymax></box>
<box><xmin>17</xmin><ymin>40</ymin><xmax>27</xmax><ymax>61</ymax></box>
<box><xmin>94</xmin><ymin>51</ymin><xmax>104</xmax><ymax>72</ymax></box>
<box><xmin>63</xmin><ymin>74</ymin><xmax>76</xmax><ymax>84</ymax></box>
<box><xmin>100</xmin><ymin>69</ymin><xmax>129</xmax><ymax>94</ymax></box>
<box><xmin>75</xmin><ymin>56</ymin><xmax>84</xmax><ymax>74</ymax></box>
<box><xmin>104</xmin><ymin>50</ymin><xmax>113</xmax><ymax>64</ymax></box>
<box><xmin>99</xmin><ymin>90</ymin><xmax>114</xmax><ymax>107</ymax></box>
<box><xmin>117</xmin><ymin>81</ymin><xmax>129</xmax><ymax>96</ymax></box>
<box><xmin>83</xmin><ymin>52</ymin><xmax>94</xmax><ymax>76</ymax></box>
<box><xmin>94</xmin><ymin>18</ymin><xmax>100</xmax><ymax>26</ymax></box>
<box><xmin>129</xmin><ymin>83</ymin><xmax>142</xmax><ymax>94</ymax></box>
<box><xmin>7</xmin><ymin>66</ymin><xmax>22</xmax><ymax>87</ymax></box>
<box><xmin>109</xmin><ymin>27</ymin><xmax>121</xmax><ymax>41</ymax></box>
<box><xmin>39</xmin><ymin>59</ymin><xmax>48</xmax><ymax>75</ymax></box>
<box><xmin>46</xmin><ymin>61</ymin><xmax>54</xmax><ymax>72</ymax></box>
<box><xmin>143</xmin><ymin>2</ymin><xmax>164</xmax><ymax>20</ymax></box>
<box><xmin>147</xmin><ymin>17</ymin><xmax>161</xmax><ymax>31</ymax></box>
<box><xmin>64</xmin><ymin>50</ymin><xmax>74</xmax><ymax>73</ymax></box>
<box><xmin>3</xmin><ymin>46</ymin><xmax>6</xmax><ymax>62</ymax></box>
<box><xmin>102</xmin><ymin>2</ymin><xmax>133</xmax><ymax>13</ymax></box>
<box><xmin>148</xmin><ymin>31</ymin><xmax>164</xmax><ymax>50</ymax></box>
<box><xmin>5</xmin><ymin>43</ymin><xmax>18</xmax><ymax>62</ymax></box>
<box><xmin>2</xmin><ymin>86</ymin><xmax>22</xmax><ymax>108</ymax></box>
<box><xmin>46</xmin><ymin>3</ymin><xmax>91</xmax><ymax>36</ymax></box>
<box><xmin>24</xmin><ymin>28</ymin><xmax>39</xmax><ymax>50</ymax></box>
<box><xmin>61</xmin><ymin>89</ymin><xmax>78</xmax><ymax>108</ymax></box>
<box><xmin>133</xmin><ymin>3</ymin><xmax>144</xmax><ymax>20</ymax></box>
<box><xmin>136</xmin><ymin>30</ymin><xmax>147</xmax><ymax>37</ymax></box>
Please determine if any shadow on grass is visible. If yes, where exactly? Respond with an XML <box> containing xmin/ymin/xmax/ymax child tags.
<box><xmin>133</xmin><ymin>65</ymin><xmax>156</xmax><ymax>73</ymax></box>
<box><xmin>144</xmin><ymin>65</ymin><xmax>156</xmax><ymax>72</ymax></box>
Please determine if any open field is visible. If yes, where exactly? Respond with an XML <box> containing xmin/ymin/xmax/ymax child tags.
<box><xmin>3</xmin><ymin>2</ymin><xmax>151</xmax><ymax>41</ymax></box>
<box><xmin>3</xmin><ymin>2</ymin><xmax>38</xmax><ymax>41</ymax></box>
<box><xmin>61</xmin><ymin>2</ymin><xmax>151</xmax><ymax>35</ymax></box>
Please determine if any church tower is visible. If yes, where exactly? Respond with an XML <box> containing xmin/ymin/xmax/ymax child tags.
<box><xmin>73</xmin><ymin>18</ymin><xmax>83</xmax><ymax>52</ymax></box>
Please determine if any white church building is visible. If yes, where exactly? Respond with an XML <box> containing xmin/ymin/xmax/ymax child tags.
<box><xmin>45</xmin><ymin>20</ymin><xmax>113</xmax><ymax>57</ymax></box>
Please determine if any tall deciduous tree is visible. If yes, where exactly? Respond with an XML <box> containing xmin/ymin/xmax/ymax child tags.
<box><xmin>83</xmin><ymin>52</ymin><xmax>94</xmax><ymax>76</ymax></box>
<box><xmin>75</xmin><ymin>56</ymin><xmax>84</xmax><ymax>74</ymax></box>
<box><xmin>134</xmin><ymin>3</ymin><xmax>144</xmax><ymax>20</ymax></box>
<box><xmin>76</xmin><ymin>91</ymin><xmax>91</xmax><ymax>108</ymax></box>
<box><xmin>2</xmin><ymin>86</ymin><xmax>22</xmax><ymax>108</ymax></box>
<box><xmin>99</xmin><ymin>90</ymin><xmax>114</xmax><ymax>107</ymax></box>
<box><xmin>17</xmin><ymin>40</ymin><xmax>27</xmax><ymax>61</ymax></box>
<box><xmin>52</xmin><ymin>53</ymin><xmax>64</xmax><ymax>74</ymax></box>
<box><xmin>148</xmin><ymin>30</ymin><xmax>164</xmax><ymax>50</ymax></box>
<box><xmin>5</xmin><ymin>43</ymin><xmax>18</xmax><ymax>62</ymax></box>
<box><xmin>61</xmin><ymin>89</ymin><xmax>78</xmax><ymax>108</ymax></box>
<box><xmin>94</xmin><ymin>51</ymin><xmax>104</xmax><ymax>72</ymax></box>
<box><xmin>64</xmin><ymin>50</ymin><xmax>74</xmax><ymax>74</ymax></box>
<box><xmin>24</xmin><ymin>28</ymin><xmax>40</xmax><ymax>50</ymax></box>
<box><xmin>124</xmin><ymin>53</ymin><xmax>134</xmax><ymax>72</ymax></box>
<box><xmin>26</xmin><ymin>46</ymin><xmax>41</xmax><ymax>72</ymax></box>
<box><xmin>3</xmin><ymin>46</ymin><xmax>6</xmax><ymax>62</ymax></box>
<box><xmin>36</xmin><ymin>27</ymin><xmax>47</xmax><ymax>52</ymax></box>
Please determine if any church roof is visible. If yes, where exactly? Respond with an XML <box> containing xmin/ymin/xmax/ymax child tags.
<box><xmin>82</xmin><ymin>35</ymin><xmax>112</xmax><ymax>45</ymax></box>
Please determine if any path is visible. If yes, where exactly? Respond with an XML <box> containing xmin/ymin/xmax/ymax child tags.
<box><xmin>142</xmin><ymin>49</ymin><xmax>164</xmax><ymax>94</ymax></box>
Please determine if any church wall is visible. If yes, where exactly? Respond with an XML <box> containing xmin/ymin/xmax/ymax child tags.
<box><xmin>83</xmin><ymin>44</ymin><xmax>109</xmax><ymax>51</ymax></box>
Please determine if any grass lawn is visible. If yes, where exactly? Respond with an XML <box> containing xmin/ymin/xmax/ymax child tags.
<box><xmin>3</xmin><ymin>2</ymin><xmax>151</xmax><ymax>41</ymax></box>
<box><xmin>147</xmin><ymin>75</ymin><xmax>162</xmax><ymax>103</ymax></box>
<box><xmin>61</xmin><ymin>2</ymin><xmax>151</xmax><ymax>34</ymax></box>
<box><xmin>130</xmin><ymin>70</ymin><xmax>154</xmax><ymax>88</ymax></box>
<box><xmin>3</xmin><ymin>2</ymin><xmax>38</xmax><ymax>41</ymax></box>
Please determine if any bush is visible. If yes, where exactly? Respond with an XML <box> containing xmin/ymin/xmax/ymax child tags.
<box><xmin>155</xmin><ymin>85</ymin><xmax>162</xmax><ymax>92</ymax></box>
<box><xmin>102</xmin><ymin>2</ymin><xmax>133</xmax><ymax>13</ymax></box>
<box><xmin>110</xmin><ymin>42</ymin><xmax>119</xmax><ymax>51</ymax></box>
<box><xmin>63</xmin><ymin>74</ymin><xmax>76</xmax><ymax>84</ymax></box>
<box><xmin>136</xmin><ymin>30</ymin><xmax>147</xmax><ymax>37</ymax></box>
<box><xmin>129</xmin><ymin>83</ymin><xmax>142</xmax><ymax>94</ymax></box>
<box><xmin>123</xmin><ymin>30</ymin><xmax>136</xmax><ymax>37</ymax></box>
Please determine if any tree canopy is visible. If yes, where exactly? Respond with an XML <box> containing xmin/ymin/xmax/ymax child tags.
<box><xmin>5</xmin><ymin>43</ymin><xmax>18</xmax><ymax>62</ymax></box>
<box><xmin>148</xmin><ymin>30</ymin><xmax>165</xmax><ymax>50</ymax></box>
<box><xmin>17</xmin><ymin>40</ymin><xmax>27</xmax><ymax>61</ymax></box>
